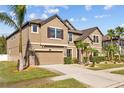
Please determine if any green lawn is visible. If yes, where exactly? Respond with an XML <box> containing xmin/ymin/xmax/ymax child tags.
<box><xmin>0</xmin><ymin>62</ymin><xmax>88</xmax><ymax>88</ymax></box>
<box><xmin>111</xmin><ymin>69</ymin><xmax>124</xmax><ymax>75</ymax></box>
<box><xmin>88</xmin><ymin>64</ymin><xmax>124</xmax><ymax>70</ymax></box>
<box><xmin>0</xmin><ymin>62</ymin><xmax>58</xmax><ymax>84</ymax></box>
<box><xmin>26</xmin><ymin>78</ymin><xmax>88</xmax><ymax>88</ymax></box>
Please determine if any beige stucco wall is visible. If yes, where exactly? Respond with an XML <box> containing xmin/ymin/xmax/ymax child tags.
<box><xmin>7</xmin><ymin>26</ymin><xmax>29</xmax><ymax>61</ymax></box>
<box><xmin>29</xmin><ymin>17</ymin><xmax>68</xmax><ymax>46</ymax></box>
<box><xmin>89</xmin><ymin>29</ymin><xmax>103</xmax><ymax>53</ymax></box>
<box><xmin>67</xmin><ymin>34</ymin><xmax>81</xmax><ymax>58</ymax></box>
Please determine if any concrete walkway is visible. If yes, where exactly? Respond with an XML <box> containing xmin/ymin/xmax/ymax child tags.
<box><xmin>38</xmin><ymin>64</ymin><xmax>124</xmax><ymax>88</ymax></box>
<box><xmin>100</xmin><ymin>67</ymin><xmax>124</xmax><ymax>72</ymax></box>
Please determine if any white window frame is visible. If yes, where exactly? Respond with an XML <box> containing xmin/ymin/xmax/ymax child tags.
<box><xmin>48</xmin><ymin>26</ymin><xmax>63</xmax><ymax>40</ymax></box>
<box><xmin>31</xmin><ymin>24</ymin><xmax>39</xmax><ymax>33</ymax></box>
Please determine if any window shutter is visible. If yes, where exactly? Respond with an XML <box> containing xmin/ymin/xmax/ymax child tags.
<box><xmin>61</xmin><ymin>30</ymin><xmax>63</xmax><ymax>39</ymax></box>
<box><xmin>47</xmin><ymin>27</ymin><xmax>50</xmax><ymax>38</ymax></box>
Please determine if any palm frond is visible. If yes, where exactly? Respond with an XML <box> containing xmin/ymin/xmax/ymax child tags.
<box><xmin>9</xmin><ymin>5</ymin><xmax>26</xmax><ymax>28</ymax></box>
<box><xmin>0</xmin><ymin>12</ymin><xmax>18</xmax><ymax>29</ymax></box>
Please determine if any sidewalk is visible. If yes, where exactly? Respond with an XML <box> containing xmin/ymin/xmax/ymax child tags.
<box><xmin>100</xmin><ymin>67</ymin><xmax>124</xmax><ymax>72</ymax></box>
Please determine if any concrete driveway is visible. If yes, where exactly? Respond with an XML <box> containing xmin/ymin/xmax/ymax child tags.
<box><xmin>38</xmin><ymin>64</ymin><xmax>124</xmax><ymax>88</ymax></box>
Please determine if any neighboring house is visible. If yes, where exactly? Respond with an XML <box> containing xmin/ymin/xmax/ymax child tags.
<box><xmin>6</xmin><ymin>14</ymin><xmax>103</xmax><ymax>65</ymax></box>
<box><xmin>103</xmin><ymin>35</ymin><xmax>124</xmax><ymax>55</ymax></box>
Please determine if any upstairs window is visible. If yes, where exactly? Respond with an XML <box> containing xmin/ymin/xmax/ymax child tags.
<box><xmin>68</xmin><ymin>32</ymin><xmax>73</xmax><ymax>42</ymax></box>
<box><xmin>48</xmin><ymin>27</ymin><xmax>63</xmax><ymax>39</ymax></box>
<box><xmin>32</xmin><ymin>24</ymin><xmax>38</xmax><ymax>33</ymax></box>
<box><xmin>93</xmin><ymin>35</ymin><xmax>99</xmax><ymax>43</ymax></box>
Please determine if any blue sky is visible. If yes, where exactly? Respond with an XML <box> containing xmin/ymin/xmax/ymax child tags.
<box><xmin>0</xmin><ymin>5</ymin><xmax>124</xmax><ymax>36</ymax></box>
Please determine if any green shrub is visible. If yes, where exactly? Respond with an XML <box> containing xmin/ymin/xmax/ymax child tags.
<box><xmin>90</xmin><ymin>56</ymin><xmax>97</xmax><ymax>67</ymax></box>
<box><xmin>64</xmin><ymin>57</ymin><xmax>73</xmax><ymax>64</ymax></box>
<box><xmin>114</xmin><ymin>55</ymin><xmax>124</xmax><ymax>62</ymax></box>
<box><xmin>72</xmin><ymin>57</ymin><xmax>78</xmax><ymax>64</ymax></box>
<box><xmin>90</xmin><ymin>56</ymin><xmax>105</xmax><ymax>63</ymax></box>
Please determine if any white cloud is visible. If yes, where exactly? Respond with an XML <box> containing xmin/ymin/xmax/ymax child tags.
<box><xmin>43</xmin><ymin>5</ymin><xmax>69</xmax><ymax>10</ymax></box>
<box><xmin>84</xmin><ymin>5</ymin><xmax>92</xmax><ymax>11</ymax></box>
<box><xmin>42</xmin><ymin>5</ymin><xmax>69</xmax><ymax>14</ymax></box>
<box><xmin>95</xmin><ymin>14</ymin><xmax>111</xmax><ymax>19</ymax></box>
<box><xmin>69</xmin><ymin>18</ymin><xmax>74</xmax><ymax>22</ymax></box>
<box><xmin>69</xmin><ymin>17</ymin><xmax>88</xmax><ymax>22</ymax></box>
<box><xmin>81</xmin><ymin>17</ymin><xmax>87</xmax><ymax>21</ymax></box>
<box><xmin>29</xmin><ymin>13</ymin><xmax>37</xmax><ymax>19</ymax></box>
<box><xmin>104</xmin><ymin>5</ymin><xmax>113</xmax><ymax>10</ymax></box>
<box><xmin>41</xmin><ymin>13</ymin><xmax>48</xmax><ymax>19</ymax></box>
<box><xmin>120</xmin><ymin>24</ymin><xmax>124</xmax><ymax>27</ymax></box>
<box><xmin>45</xmin><ymin>8</ymin><xmax>59</xmax><ymax>14</ymax></box>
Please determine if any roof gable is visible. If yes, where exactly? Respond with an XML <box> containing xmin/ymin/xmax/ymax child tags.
<box><xmin>63</xmin><ymin>20</ymin><xmax>76</xmax><ymax>30</ymax></box>
<box><xmin>75</xmin><ymin>27</ymin><xmax>103</xmax><ymax>41</ymax></box>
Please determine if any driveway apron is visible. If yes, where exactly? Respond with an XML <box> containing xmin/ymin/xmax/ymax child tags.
<box><xmin>38</xmin><ymin>64</ymin><xmax>124</xmax><ymax>88</ymax></box>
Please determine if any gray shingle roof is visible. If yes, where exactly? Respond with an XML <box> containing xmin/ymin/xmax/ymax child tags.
<box><xmin>75</xmin><ymin>27</ymin><xmax>103</xmax><ymax>41</ymax></box>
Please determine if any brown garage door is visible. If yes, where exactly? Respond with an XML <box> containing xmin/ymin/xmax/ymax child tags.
<box><xmin>36</xmin><ymin>51</ymin><xmax>64</xmax><ymax>65</ymax></box>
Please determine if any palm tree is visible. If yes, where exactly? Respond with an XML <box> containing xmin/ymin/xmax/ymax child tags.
<box><xmin>85</xmin><ymin>46</ymin><xmax>92</xmax><ymax>64</ymax></box>
<box><xmin>75</xmin><ymin>41</ymin><xmax>89</xmax><ymax>64</ymax></box>
<box><xmin>75</xmin><ymin>41</ymin><xmax>83</xmax><ymax>63</ymax></box>
<box><xmin>115</xmin><ymin>26</ymin><xmax>124</xmax><ymax>62</ymax></box>
<box><xmin>103</xmin><ymin>44</ymin><xmax>119</xmax><ymax>63</ymax></box>
<box><xmin>0</xmin><ymin>5</ymin><xmax>27</xmax><ymax>71</ymax></box>
<box><xmin>107</xmin><ymin>29</ymin><xmax>115</xmax><ymax>45</ymax></box>
<box><xmin>107</xmin><ymin>29</ymin><xmax>115</xmax><ymax>61</ymax></box>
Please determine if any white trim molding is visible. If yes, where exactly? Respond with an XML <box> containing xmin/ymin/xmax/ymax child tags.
<box><xmin>49</xmin><ymin>26</ymin><xmax>62</xmax><ymax>29</ymax></box>
<box><xmin>31</xmin><ymin>42</ymin><xmax>68</xmax><ymax>47</ymax></box>
<box><xmin>34</xmin><ymin>48</ymin><xmax>64</xmax><ymax>52</ymax></box>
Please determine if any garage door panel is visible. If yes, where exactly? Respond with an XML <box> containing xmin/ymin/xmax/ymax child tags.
<box><xmin>36</xmin><ymin>51</ymin><xmax>64</xmax><ymax>65</ymax></box>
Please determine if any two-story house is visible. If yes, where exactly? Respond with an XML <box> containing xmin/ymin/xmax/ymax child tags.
<box><xmin>6</xmin><ymin>14</ymin><xmax>103</xmax><ymax>65</ymax></box>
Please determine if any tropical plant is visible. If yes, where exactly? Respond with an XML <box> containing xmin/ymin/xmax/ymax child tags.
<box><xmin>90</xmin><ymin>48</ymin><xmax>99</xmax><ymax>67</ymax></box>
<box><xmin>115</xmin><ymin>26</ymin><xmax>124</xmax><ymax>62</ymax></box>
<box><xmin>103</xmin><ymin>44</ymin><xmax>118</xmax><ymax>63</ymax></box>
<box><xmin>0</xmin><ymin>5</ymin><xmax>27</xmax><ymax>71</ymax></box>
<box><xmin>107</xmin><ymin>29</ymin><xmax>115</xmax><ymax>45</ymax></box>
<box><xmin>75</xmin><ymin>41</ymin><xmax>90</xmax><ymax>64</ymax></box>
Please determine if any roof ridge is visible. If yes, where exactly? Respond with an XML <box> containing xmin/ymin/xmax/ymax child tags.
<box><xmin>81</xmin><ymin>26</ymin><xmax>98</xmax><ymax>31</ymax></box>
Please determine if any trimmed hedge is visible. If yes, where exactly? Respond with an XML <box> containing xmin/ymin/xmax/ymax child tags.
<box><xmin>64</xmin><ymin>57</ymin><xmax>79</xmax><ymax>64</ymax></box>
<box><xmin>64</xmin><ymin>57</ymin><xmax>73</xmax><ymax>64</ymax></box>
<box><xmin>72</xmin><ymin>57</ymin><xmax>78</xmax><ymax>64</ymax></box>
